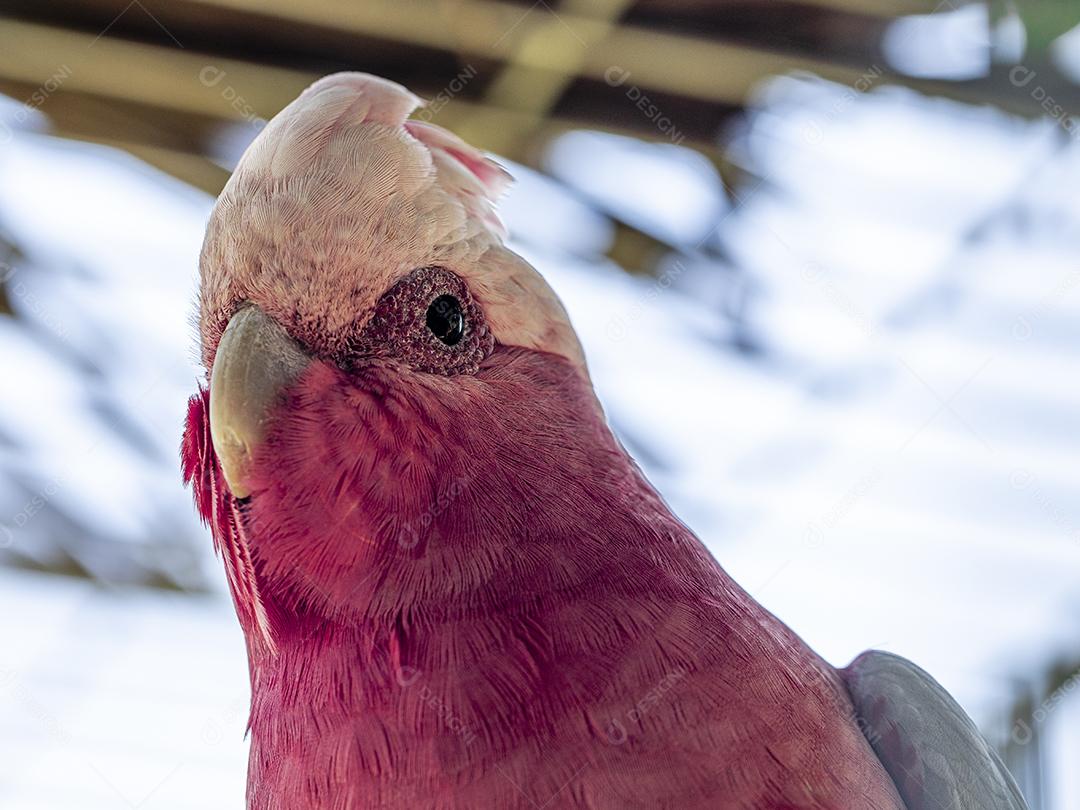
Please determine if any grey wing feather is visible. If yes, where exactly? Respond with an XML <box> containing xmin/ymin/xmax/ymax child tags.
<box><xmin>841</xmin><ymin>650</ymin><xmax>1028</xmax><ymax>810</ymax></box>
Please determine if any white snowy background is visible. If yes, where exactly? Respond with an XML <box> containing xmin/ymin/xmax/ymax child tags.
<box><xmin>1</xmin><ymin>60</ymin><xmax>1079</xmax><ymax>810</ymax></box>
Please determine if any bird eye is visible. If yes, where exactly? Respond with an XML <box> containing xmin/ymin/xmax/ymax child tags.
<box><xmin>359</xmin><ymin>267</ymin><xmax>492</xmax><ymax>375</ymax></box>
<box><xmin>426</xmin><ymin>295</ymin><xmax>465</xmax><ymax>346</ymax></box>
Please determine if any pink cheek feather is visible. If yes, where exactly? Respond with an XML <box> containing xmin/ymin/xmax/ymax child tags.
<box><xmin>182</xmin><ymin>389</ymin><xmax>276</xmax><ymax>654</ymax></box>
<box><xmin>183</xmin><ymin>345</ymin><xmax>670</xmax><ymax>641</ymax></box>
<box><xmin>224</xmin><ymin>346</ymin><xmax>681</xmax><ymax>628</ymax></box>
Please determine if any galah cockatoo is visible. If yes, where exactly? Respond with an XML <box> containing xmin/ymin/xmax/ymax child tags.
<box><xmin>182</xmin><ymin>73</ymin><xmax>1027</xmax><ymax>810</ymax></box>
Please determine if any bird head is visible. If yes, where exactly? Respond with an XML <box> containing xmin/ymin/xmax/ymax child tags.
<box><xmin>198</xmin><ymin>73</ymin><xmax>584</xmax><ymax>376</ymax></box>
<box><xmin>185</xmin><ymin>74</ymin><xmax>644</xmax><ymax>650</ymax></box>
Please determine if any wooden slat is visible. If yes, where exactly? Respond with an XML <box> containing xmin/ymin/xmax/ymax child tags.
<box><xmin>464</xmin><ymin>0</ymin><xmax>636</xmax><ymax>159</ymax></box>
<box><xmin>172</xmin><ymin>0</ymin><xmax>875</xmax><ymax>103</ymax></box>
<box><xmin>632</xmin><ymin>0</ymin><xmax>941</xmax><ymax>16</ymax></box>
<box><xmin>0</xmin><ymin>18</ymin><xmax>726</xmax><ymax>158</ymax></box>
<box><xmin>92</xmin><ymin>138</ymin><xmax>231</xmax><ymax>194</ymax></box>
<box><xmin>791</xmin><ymin>0</ymin><xmax>936</xmax><ymax>13</ymax></box>
<box><xmin>0</xmin><ymin>18</ymin><xmax>311</xmax><ymax>122</ymax></box>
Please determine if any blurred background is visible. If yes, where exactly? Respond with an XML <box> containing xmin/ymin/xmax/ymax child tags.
<box><xmin>0</xmin><ymin>1</ymin><xmax>1078</xmax><ymax>808</ymax></box>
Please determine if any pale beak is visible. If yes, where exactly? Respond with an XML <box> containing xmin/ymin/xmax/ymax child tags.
<box><xmin>209</xmin><ymin>305</ymin><xmax>310</xmax><ymax>499</ymax></box>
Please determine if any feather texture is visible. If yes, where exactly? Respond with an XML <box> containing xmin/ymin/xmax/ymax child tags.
<box><xmin>842</xmin><ymin>651</ymin><xmax>1027</xmax><ymax>810</ymax></box>
<box><xmin>184</xmin><ymin>347</ymin><xmax>905</xmax><ymax>809</ymax></box>
<box><xmin>183</xmin><ymin>389</ymin><xmax>275</xmax><ymax>654</ymax></box>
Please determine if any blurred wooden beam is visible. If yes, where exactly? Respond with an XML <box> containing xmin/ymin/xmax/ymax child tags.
<box><xmin>94</xmin><ymin>138</ymin><xmax>231</xmax><ymax>194</ymax></box>
<box><xmin>775</xmin><ymin>0</ymin><xmax>939</xmax><ymax>15</ymax></box>
<box><xmin>0</xmin><ymin>17</ymin><xmax>311</xmax><ymax>123</ymax></box>
<box><xmin>0</xmin><ymin>76</ymin><xmax>216</xmax><ymax>154</ymax></box>
<box><xmin>0</xmin><ymin>78</ymin><xmax>228</xmax><ymax>193</ymax></box>
<box><xmin>167</xmin><ymin>0</ymin><xmax>874</xmax><ymax>103</ymax></box>
<box><xmin>5</xmin><ymin>4</ymin><xmax>1072</xmax><ymax>150</ymax></box>
<box><xmin>167</xmin><ymin>0</ymin><xmax>1080</xmax><ymax>116</ymax></box>
<box><xmin>0</xmin><ymin>225</ymin><xmax>25</xmax><ymax>317</ymax></box>
<box><xmin>0</xmin><ymin>18</ymin><xmax>727</xmax><ymax>158</ymax></box>
<box><xmin>463</xmin><ymin>0</ymin><xmax>636</xmax><ymax>158</ymax></box>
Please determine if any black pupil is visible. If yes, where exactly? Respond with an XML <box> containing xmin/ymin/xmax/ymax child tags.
<box><xmin>426</xmin><ymin>295</ymin><xmax>465</xmax><ymax>346</ymax></box>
